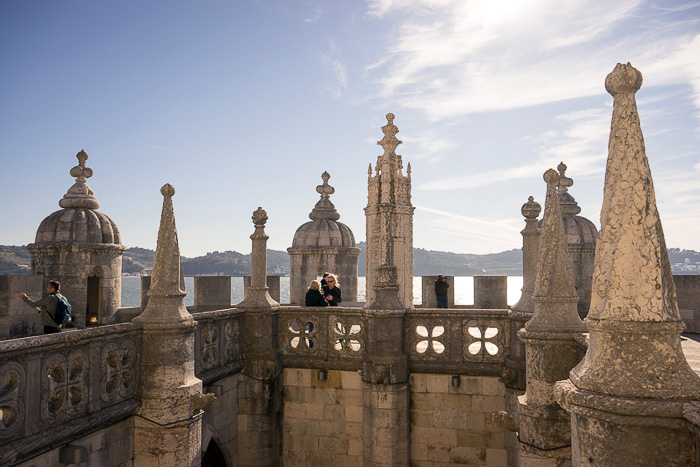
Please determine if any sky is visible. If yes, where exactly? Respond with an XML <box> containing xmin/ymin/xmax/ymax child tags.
<box><xmin>1</xmin><ymin>0</ymin><xmax>699</xmax><ymax>258</ymax></box>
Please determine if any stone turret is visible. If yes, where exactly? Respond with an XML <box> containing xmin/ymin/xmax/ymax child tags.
<box><xmin>288</xmin><ymin>172</ymin><xmax>360</xmax><ymax>305</ymax></box>
<box><xmin>365</xmin><ymin>113</ymin><xmax>415</xmax><ymax>309</ymax></box>
<box><xmin>28</xmin><ymin>150</ymin><xmax>125</xmax><ymax>327</ymax></box>
<box><xmin>555</xmin><ymin>63</ymin><xmax>700</xmax><ymax>466</ymax></box>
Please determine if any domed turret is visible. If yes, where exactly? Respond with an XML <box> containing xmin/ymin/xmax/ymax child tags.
<box><xmin>28</xmin><ymin>150</ymin><xmax>126</xmax><ymax>326</ymax></box>
<box><xmin>288</xmin><ymin>172</ymin><xmax>360</xmax><ymax>305</ymax></box>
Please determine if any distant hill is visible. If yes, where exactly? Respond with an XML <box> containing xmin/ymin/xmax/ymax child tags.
<box><xmin>1</xmin><ymin>244</ymin><xmax>698</xmax><ymax>276</ymax></box>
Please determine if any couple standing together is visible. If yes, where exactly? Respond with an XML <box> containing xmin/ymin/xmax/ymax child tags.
<box><xmin>305</xmin><ymin>272</ymin><xmax>341</xmax><ymax>307</ymax></box>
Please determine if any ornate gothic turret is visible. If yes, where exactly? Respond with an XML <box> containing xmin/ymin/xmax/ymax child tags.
<box><xmin>288</xmin><ymin>172</ymin><xmax>360</xmax><ymax>305</ymax></box>
<box><xmin>28</xmin><ymin>150</ymin><xmax>125</xmax><ymax>327</ymax></box>
<box><xmin>365</xmin><ymin>113</ymin><xmax>415</xmax><ymax>309</ymax></box>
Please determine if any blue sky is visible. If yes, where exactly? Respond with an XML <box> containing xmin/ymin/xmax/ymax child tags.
<box><xmin>1</xmin><ymin>0</ymin><xmax>699</xmax><ymax>257</ymax></box>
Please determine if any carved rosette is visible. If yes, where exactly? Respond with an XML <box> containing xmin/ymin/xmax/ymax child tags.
<box><xmin>100</xmin><ymin>340</ymin><xmax>136</xmax><ymax>403</ymax></box>
<box><xmin>329</xmin><ymin>314</ymin><xmax>365</xmax><ymax>356</ymax></box>
<box><xmin>283</xmin><ymin>314</ymin><xmax>322</xmax><ymax>355</ymax></box>
<box><xmin>0</xmin><ymin>361</ymin><xmax>26</xmax><ymax>438</ymax></box>
<box><xmin>224</xmin><ymin>318</ymin><xmax>240</xmax><ymax>362</ymax></box>
<box><xmin>408</xmin><ymin>320</ymin><xmax>451</xmax><ymax>361</ymax></box>
<box><xmin>41</xmin><ymin>350</ymin><xmax>88</xmax><ymax>424</ymax></box>
<box><xmin>463</xmin><ymin>320</ymin><xmax>505</xmax><ymax>363</ymax></box>
<box><xmin>200</xmin><ymin>323</ymin><xmax>221</xmax><ymax>370</ymax></box>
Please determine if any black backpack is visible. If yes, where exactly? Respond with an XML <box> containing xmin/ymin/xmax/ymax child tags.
<box><xmin>53</xmin><ymin>293</ymin><xmax>72</xmax><ymax>326</ymax></box>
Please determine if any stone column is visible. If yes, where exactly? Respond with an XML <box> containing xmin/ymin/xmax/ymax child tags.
<box><xmin>236</xmin><ymin>207</ymin><xmax>282</xmax><ymax>466</ymax></box>
<box><xmin>499</xmin><ymin>196</ymin><xmax>540</xmax><ymax>466</ymax></box>
<box><xmin>363</xmin><ymin>207</ymin><xmax>410</xmax><ymax>466</ymax></box>
<box><xmin>555</xmin><ymin>63</ymin><xmax>700</xmax><ymax>466</ymax></box>
<box><xmin>133</xmin><ymin>184</ymin><xmax>214</xmax><ymax>467</ymax></box>
<box><xmin>518</xmin><ymin>169</ymin><xmax>586</xmax><ymax>466</ymax></box>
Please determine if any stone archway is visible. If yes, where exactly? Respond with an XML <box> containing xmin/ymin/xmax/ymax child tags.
<box><xmin>201</xmin><ymin>440</ymin><xmax>227</xmax><ymax>467</ymax></box>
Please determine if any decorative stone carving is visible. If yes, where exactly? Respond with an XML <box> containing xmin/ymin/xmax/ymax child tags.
<box><xmin>200</xmin><ymin>323</ymin><xmax>220</xmax><ymax>370</ymax></box>
<box><xmin>224</xmin><ymin>318</ymin><xmax>240</xmax><ymax>362</ymax></box>
<box><xmin>100</xmin><ymin>339</ymin><xmax>136</xmax><ymax>403</ymax></box>
<box><xmin>41</xmin><ymin>350</ymin><xmax>88</xmax><ymax>424</ymax></box>
<box><xmin>0</xmin><ymin>361</ymin><xmax>25</xmax><ymax>438</ymax></box>
<box><xmin>463</xmin><ymin>321</ymin><xmax>505</xmax><ymax>362</ymax></box>
<box><xmin>329</xmin><ymin>314</ymin><xmax>364</xmax><ymax>355</ymax></box>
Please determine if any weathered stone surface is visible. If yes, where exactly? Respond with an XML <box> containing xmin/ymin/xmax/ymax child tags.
<box><xmin>237</xmin><ymin>208</ymin><xmax>279</xmax><ymax>308</ymax></box>
<box><xmin>559</xmin><ymin>63</ymin><xmax>700</xmax><ymax>467</ymax></box>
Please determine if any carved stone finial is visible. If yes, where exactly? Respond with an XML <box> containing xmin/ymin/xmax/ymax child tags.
<box><xmin>556</xmin><ymin>161</ymin><xmax>581</xmax><ymax>216</ymax></box>
<box><xmin>521</xmin><ymin>196</ymin><xmax>541</xmax><ymax>220</ymax></box>
<box><xmin>59</xmin><ymin>150</ymin><xmax>100</xmax><ymax>210</ymax></box>
<box><xmin>309</xmin><ymin>172</ymin><xmax>340</xmax><ymax>221</ymax></box>
<box><xmin>316</xmin><ymin>171</ymin><xmax>335</xmax><ymax>199</ymax></box>
<box><xmin>557</xmin><ymin>162</ymin><xmax>572</xmax><ymax>194</ymax></box>
<box><xmin>252</xmin><ymin>207</ymin><xmax>268</xmax><ymax>228</ymax></box>
<box><xmin>377</xmin><ymin>112</ymin><xmax>402</xmax><ymax>157</ymax></box>
<box><xmin>161</xmin><ymin>183</ymin><xmax>175</xmax><ymax>198</ymax></box>
<box><xmin>605</xmin><ymin>62</ymin><xmax>643</xmax><ymax>96</ymax></box>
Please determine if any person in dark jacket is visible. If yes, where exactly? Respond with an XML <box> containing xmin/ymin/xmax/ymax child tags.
<box><xmin>435</xmin><ymin>274</ymin><xmax>449</xmax><ymax>308</ymax></box>
<box><xmin>305</xmin><ymin>280</ymin><xmax>328</xmax><ymax>306</ymax></box>
<box><xmin>322</xmin><ymin>274</ymin><xmax>342</xmax><ymax>306</ymax></box>
<box><xmin>17</xmin><ymin>279</ymin><xmax>62</xmax><ymax>334</ymax></box>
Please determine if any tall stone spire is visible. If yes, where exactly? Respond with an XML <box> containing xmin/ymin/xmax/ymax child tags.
<box><xmin>135</xmin><ymin>184</ymin><xmax>190</xmax><ymax>322</ymax></box>
<box><xmin>133</xmin><ymin>184</ymin><xmax>212</xmax><ymax>466</ymax></box>
<box><xmin>555</xmin><ymin>63</ymin><xmax>700</xmax><ymax>466</ymax></box>
<box><xmin>526</xmin><ymin>169</ymin><xmax>585</xmax><ymax>333</ymax></box>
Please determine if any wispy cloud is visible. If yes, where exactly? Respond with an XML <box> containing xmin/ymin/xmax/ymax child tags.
<box><xmin>320</xmin><ymin>38</ymin><xmax>348</xmax><ymax>98</ymax></box>
<box><xmin>419</xmin><ymin>106</ymin><xmax>610</xmax><ymax>191</ymax></box>
<box><xmin>146</xmin><ymin>144</ymin><xmax>180</xmax><ymax>153</ymax></box>
<box><xmin>303</xmin><ymin>6</ymin><xmax>323</xmax><ymax>23</ymax></box>
<box><xmin>363</xmin><ymin>0</ymin><xmax>700</xmax><ymax>121</ymax></box>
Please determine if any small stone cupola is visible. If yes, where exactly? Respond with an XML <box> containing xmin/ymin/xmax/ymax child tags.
<box><xmin>28</xmin><ymin>150</ymin><xmax>126</xmax><ymax>327</ymax></box>
<box><xmin>287</xmin><ymin>172</ymin><xmax>360</xmax><ymax>305</ymax></box>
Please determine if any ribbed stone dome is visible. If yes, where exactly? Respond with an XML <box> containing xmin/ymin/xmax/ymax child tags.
<box><xmin>562</xmin><ymin>215</ymin><xmax>597</xmax><ymax>246</ymax></box>
<box><xmin>35</xmin><ymin>208</ymin><xmax>122</xmax><ymax>244</ymax></box>
<box><xmin>292</xmin><ymin>219</ymin><xmax>356</xmax><ymax>247</ymax></box>
<box><xmin>33</xmin><ymin>149</ymin><xmax>123</xmax><ymax>246</ymax></box>
<box><xmin>291</xmin><ymin>171</ymin><xmax>356</xmax><ymax>248</ymax></box>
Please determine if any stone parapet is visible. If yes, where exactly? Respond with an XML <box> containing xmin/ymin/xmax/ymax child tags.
<box><xmin>421</xmin><ymin>275</ymin><xmax>455</xmax><ymax>308</ymax></box>
<box><xmin>0</xmin><ymin>274</ymin><xmax>44</xmax><ymax>339</ymax></box>
<box><xmin>0</xmin><ymin>324</ymin><xmax>141</xmax><ymax>466</ymax></box>
<box><xmin>675</xmin><ymin>275</ymin><xmax>700</xmax><ymax>333</ymax></box>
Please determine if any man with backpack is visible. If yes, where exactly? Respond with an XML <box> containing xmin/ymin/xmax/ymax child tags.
<box><xmin>17</xmin><ymin>279</ymin><xmax>70</xmax><ymax>334</ymax></box>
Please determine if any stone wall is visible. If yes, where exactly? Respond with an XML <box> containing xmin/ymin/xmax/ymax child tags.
<box><xmin>410</xmin><ymin>373</ymin><xmax>507</xmax><ymax>466</ymax></box>
<box><xmin>16</xmin><ymin>418</ymin><xmax>134</xmax><ymax>467</ymax></box>
<box><xmin>675</xmin><ymin>275</ymin><xmax>700</xmax><ymax>333</ymax></box>
<box><xmin>0</xmin><ymin>274</ymin><xmax>44</xmax><ymax>339</ymax></box>
<box><xmin>282</xmin><ymin>368</ymin><xmax>363</xmax><ymax>467</ymax></box>
<box><xmin>202</xmin><ymin>374</ymin><xmax>240</xmax><ymax>466</ymax></box>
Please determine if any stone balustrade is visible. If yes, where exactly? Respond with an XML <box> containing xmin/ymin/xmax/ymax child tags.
<box><xmin>0</xmin><ymin>324</ymin><xmax>141</xmax><ymax>466</ymax></box>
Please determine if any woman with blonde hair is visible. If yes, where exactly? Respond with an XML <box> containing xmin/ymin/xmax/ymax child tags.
<box><xmin>322</xmin><ymin>274</ymin><xmax>342</xmax><ymax>306</ymax></box>
<box><xmin>305</xmin><ymin>280</ymin><xmax>328</xmax><ymax>306</ymax></box>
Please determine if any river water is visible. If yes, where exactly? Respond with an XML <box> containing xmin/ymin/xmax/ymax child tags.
<box><xmin>120</xmin><ymin>276</ymin><xmax>524</xmax><ymax>307</ymax></box>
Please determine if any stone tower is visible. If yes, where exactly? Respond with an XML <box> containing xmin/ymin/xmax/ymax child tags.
<box><xmin>288</xmin><ymin>172</ymin><xmax>360</xmax><ymax>305</ymax></box>
<box><xmin>28</xmin><ymin>150</ymin><xmax>125</xmax><ymax>327</ymax></box>
<box><xmin>365</xmin><ymin>113</ymin><xmax>414</xmax><ymax>309</ymax></box>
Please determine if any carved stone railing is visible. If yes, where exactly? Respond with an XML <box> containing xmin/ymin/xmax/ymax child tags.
<box><xmin>278</xmin><ymin>306</ymin><xmax>510</xmax><ymax>375</ymax></box>
<box><xmin>193</xmin><ymin>308</ymin><xmax>245</xmax><ymax>384</ymax></box>
<box><xmin>0</xmin><ymin>324</ymin><xmax>141</xmax><ymax>466</ymax></box>
<box><xmin>278</xmin><ymin>307</ymin><xmax>367</xmax><ymax>370</ymax></box>
<box><xmin>406</xmin><ymin>308</ymin><xmax>510</xmax><ymax>375</ymax></box>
